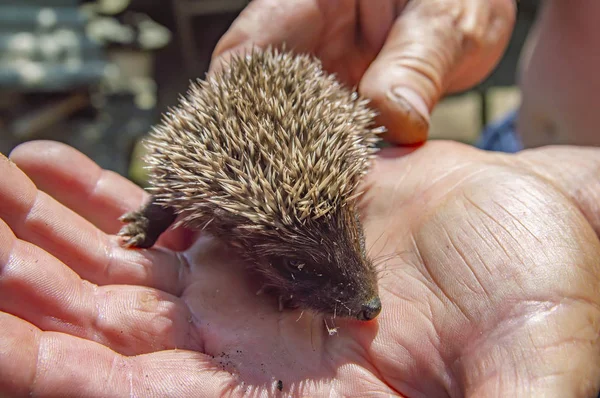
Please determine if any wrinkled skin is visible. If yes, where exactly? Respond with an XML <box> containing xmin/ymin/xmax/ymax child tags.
<box><xmin>211</xmin><ymin>0</ymin><xmax>516</xmax><ymax>145</ymax></box>
<box><xmin>1</xmin><ymin>140</ymin><xmax>600</xmax><ymax>397</ymax></box>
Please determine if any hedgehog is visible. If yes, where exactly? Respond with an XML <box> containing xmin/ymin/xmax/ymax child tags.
<box><xmin>118</xmin><ymin>46</ymin><xmax>385</xmax><ymax>322</ymax></box>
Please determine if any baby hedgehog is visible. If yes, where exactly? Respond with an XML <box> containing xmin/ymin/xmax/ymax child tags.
<box><xmin>118</xmin><ymin>47</ymin><xmax>385</xmax><ymax>321</ymax></box>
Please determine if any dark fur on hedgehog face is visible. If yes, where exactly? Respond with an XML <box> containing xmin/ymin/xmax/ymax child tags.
<box><xmin>243</xmin><ymin>207</ymin><xmax>382</xmax><ymax>321</ymax></box>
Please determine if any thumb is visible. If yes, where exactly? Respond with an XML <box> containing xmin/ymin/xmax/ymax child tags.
<box><xmin>359</xmin><ymin>0</ymin><xmax>515</xmax><ymax>145</ymax></box>
<box><xmin>517</xmin><ymin>146</ymin><xmax>600</xmax><ymax>237</ymax></box>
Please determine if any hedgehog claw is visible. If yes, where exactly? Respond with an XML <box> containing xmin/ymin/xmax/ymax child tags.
<box><xmin>118</xmin><ymin>212</ymin><xmax>153</xmax><ymax>248</ymax></box>
<box><xmin>119</xmin><ymin>211</ymin><xmax>140</xmax><ymax>223</ymax></box>
<box><xmin>117</xmin><ymin>200</ymin><xmax>177</xmax><ymax>249</ymax></box>
<box><xmin>118</xmin><ymin>229</ymin><xmax>153</xmax><ymax>248</ymax></box>
<box><xmin>121</xmin><ymin>233</ymin><xmax>148</xmax><ymax>248</ymax></box>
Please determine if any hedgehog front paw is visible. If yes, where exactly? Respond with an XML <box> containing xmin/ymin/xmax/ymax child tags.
<box><xmin>118</xmin><ymin>211</ymin><xmax>155</xmax><ymax>248</ymax></box>
<box><xmin>117</xmin><ymin>199</ymin><xmax>177</xmax><ymax>249</ymax></box>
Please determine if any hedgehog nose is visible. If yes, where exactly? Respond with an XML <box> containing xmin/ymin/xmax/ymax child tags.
<box><xmin>357</xmin><ymin>297</ymin><xmax>382</xmax><ymax>321</ymax></box>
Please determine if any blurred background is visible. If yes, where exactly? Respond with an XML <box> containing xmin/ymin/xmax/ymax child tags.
<box><xmin>0</xmin><ymin>0</ymin><xmax>539</xmax><ymax>185</ymax></box>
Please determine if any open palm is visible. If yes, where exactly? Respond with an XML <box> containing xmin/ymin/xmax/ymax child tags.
<box><xmin>1</xmin><ymin>140</ymin><xmax>600</xmax><ymax>397</ymax></box>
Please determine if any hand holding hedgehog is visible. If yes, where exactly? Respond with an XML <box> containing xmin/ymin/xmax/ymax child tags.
<box><xmin>3</xmin><ymin>140</ymin><xmax>600</xmax><ymax>396</ymax></box>
<box><xmin>210</xmin><ymin>0</ymin><xmax>516</xmax><ymax>145</ymax></box>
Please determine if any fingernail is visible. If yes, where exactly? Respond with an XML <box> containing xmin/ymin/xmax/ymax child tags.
<box><xmin>389</xmin><ymin>87</ymin><xmax>430</xmax><ymax>129</ymax></box>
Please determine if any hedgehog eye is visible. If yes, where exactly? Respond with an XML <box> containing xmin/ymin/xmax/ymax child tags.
<box><xmin>285</xmin><ymin>259</ymin><xmax>305</xmax><ymax>272</ymax></box>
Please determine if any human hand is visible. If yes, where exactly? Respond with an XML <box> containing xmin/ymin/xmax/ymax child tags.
<box><xmin>1</xmin><ymin>139</ymin><xmax>599</xmax><ymax>397</ymax></box>
<box><xmin>210</xmin><ymin>0</ymin><xmax>516</xmax><ymax>145</ymax></box>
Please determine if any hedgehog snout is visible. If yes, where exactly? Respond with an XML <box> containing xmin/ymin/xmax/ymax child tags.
<box><xmin>323</xmin><ymin>277</ymin><xmax>381</xmax><ymax>321</ymax></box>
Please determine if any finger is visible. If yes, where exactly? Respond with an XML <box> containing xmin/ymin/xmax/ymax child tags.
<box><xmin>0</xmin><ymin>312</ymin><xmax>225</xmax><ymax>397</ymax></box>
<box><xmin>10</xmin><ymin>140</ymin><xmax>144</xmax><ymax>234</ymax></box>
<box><xmin>359</xmin><ymin>0</ymin><xmax>515</xmax><ymax>145</ymax></box>
<box><xmin>0</xmin><ymin>218</ymin><xmax>196</xmax><ymax>356</ymax></box>
<box><xmin>209</xmin><ymin>0</ymin><xmax>325</xmax><ymax>74</ymax></box>
<box><xmin>210</xmin><ymin>0</ymin><xmax>384</xmax><ymax>87</ymax></box>
<box><xmin>516</xmin><ymin>146</ymin><xmax>600</xmax><ymax>237</ymax></box>
<box><xmin>0</xmin><ymin>153</ymin><xmax>186</xmax><ymax>293</ymax></box>
<box><xmin>9</xmin><ymin>140</ymin><xmax>196</xmax><ymax>252</ymax></box>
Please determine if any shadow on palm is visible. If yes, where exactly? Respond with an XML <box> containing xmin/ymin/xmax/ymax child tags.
<box><xmin>171</xmin><ymin>220</ymin><xmax>381</xmax><ymax>395</ymax></box>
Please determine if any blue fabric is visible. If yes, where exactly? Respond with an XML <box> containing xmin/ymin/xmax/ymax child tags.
<box><xmin>475</xmin><ymin>109</ymin><xmax>523</xmax><ymax>153</ymax></box>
